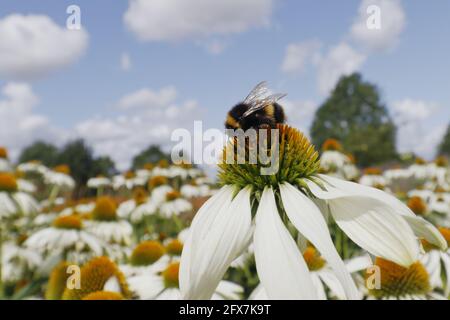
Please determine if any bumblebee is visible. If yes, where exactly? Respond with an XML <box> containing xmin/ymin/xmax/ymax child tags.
<box><xmin>225</xmin><ymin>81</ymin><xmax>286</xmax><ymax>131</ymax></box>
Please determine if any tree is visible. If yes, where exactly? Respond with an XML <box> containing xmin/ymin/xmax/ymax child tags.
<box><xmin>131</xmin><ymin>145</ymin><xmax>170</xmax><ymax>170</ymax></box>
<box><xmin>93</xmin><ymin>156</ymin><xmax>117</xmax><ymax>177</ymax></box>
<box><xmin>310</xmin><ymin>73</ymin><xmax>397</xmax><ymax>167</ymax></box>
<box><xmin>18</xmin><ymin>141</ymin><xmax>59</xmax><ymax>167</ymax></box>
<box><xmin>438</xmin><ymin>124</ymin><xmax>450</xmax><ymax>156</ymax></box>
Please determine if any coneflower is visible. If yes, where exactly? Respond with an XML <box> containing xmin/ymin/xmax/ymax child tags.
<box><xmin>180</xmin><ymin>124</ymin><xmax>447</xmax><ymax>300</ymax></box>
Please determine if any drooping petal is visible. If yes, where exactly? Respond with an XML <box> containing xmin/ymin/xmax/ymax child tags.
<box><xmin>280</xmin><ymin>183</ymin><xmax>359</xmax><ymax>299</ymax></box>
<box><xmin>254</xmin><ymin>187</ymin><xmax>317</xmax><ymax>300</ymax></box>
<box><xmin>318</xmin><ymin>174</ymin><xmax>447</xmax><ymax>250</ymax></box>
<box><xmin>440</xmin><ymin>252</ymin><xmax>450</xmax><ymax>297</ymax></box>
<box><xmin>306</xmin><ymin>177</ymin><xmax>419</xmax><ymax>267</ymax></box>
<box><xmin>180</xmin><ymin>186</ymin><xmax>252</xmax><ymax>299</ymax></box>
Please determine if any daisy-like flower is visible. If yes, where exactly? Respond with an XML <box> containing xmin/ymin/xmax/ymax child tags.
<box><xmin>180</xmin><ymin>124</ymin><xmax>447</xmax><ymax>300</ymax></box>
<box><xmin>159</xmin><ymin>190</ymin><xmax>192</xmax><ymax>218</ymax></box>
<box><xmin>0</xmin><ymin>172</ymin><xmax>39</xmax><ymax>219</ymax></box>
<box><xmin>148</xmin><ymin>176</ymin><xmax>173</xmax><ymax>205</ymax></box>
<box><xmin>407</xmin><ymin>196</ymin><xmax>428</xmax><ymax>217</ymax></box>
<box><xmin>117</xmin><ymin>188</ymin><xmax>157</xmax><ymax>223</ymax></box>
<box><xmin>409</xmin><ymin>158</ymin><xmax>433</xmax><ymax>182</ymax></box>
<box><xmin>17</xmin><ymin>161</ymin><xmax>48</xmax><ymax>176</ymax></box>
<box><xmin>44</xmin><ymin>165</ymin><xmax>75</xmax><ymax>191</ymax></box>
<box><xmin>24</xmin><ymin>214</ymin><xmax>104</xmax><ymax>264</ymax></box>
<box><xmin>319</xmin><ymin>139</ymin><xmax>359</xmax><ymax>181</ymax></box>
<box><xmin>365</xmin><ymin>257</ymin><xmax>445</xmax><ymax>300</ymax></box>
<box><xmin>128</xmin><ymin>261</ymin><xmax>243</xmax><ymax>300</ymax></box>
<box><xmin>85</xmin><ymin>196</ymin><xmax>133</xmax><ymax>247</ymax></box>
<box><xmin>62</xmin><ymin>256</ymin><xmax>131</xmax><ymax>300</ymax></box>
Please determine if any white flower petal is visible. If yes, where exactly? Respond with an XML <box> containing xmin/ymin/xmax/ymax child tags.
<box><xmin>180</xmin><ymin>186</ymin><xmax>252</xmax><ymax>299</ymax></box>
<box><xmin>307</xmin><ymin>177</ymin><xmax>419</xmax><ymax>267</ymax></box>
<box><xmin>318</xmin><ymin>175</ymin><xmax>447</xmax><ymax>250</ymax></box>
<box><xmin>254</xmin><ymin>187</ymin><xmax>317</xmax><ymax>300</ymax></box>
<box><xmin>440</xmin><ymin>252</ymin><xmax>450</xmax><ymax>297</ymax></box>
<box><xmin>280</xmin><ymin>183</ymin><xmax>359</xmax><ymax>299</ymax></box>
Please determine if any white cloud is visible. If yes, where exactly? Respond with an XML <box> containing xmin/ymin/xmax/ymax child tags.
<box><xmin>202</xmin><ymin>39</ymin><xmax>229</xmax><ymax>55</ymax></box>
<box><xmin>391</xmin><ymin>99</ymin><xmax>443</xmax><ymax>157</ymax></box>
<box><xmin>392</xmin><ymin>99</ymin><xmax>437</xmax><ymax>122</ymax></box>
<box><xmin>0</xmin><ymin>82</ymin><xmax>66</xmax><ymax>159</ymax></box>
<box><xmin>0</xmin><ymin>14</ymin><xmax>88</xmax><ymax>79</ymax></box>
<box><xmin>117</xmin><ymin>86</ymin><xmax>178</xmax><ymax>110</ymax></box>
<box><xmin>282</xmin><ymin>99</ymin><xmax>318</xmax><ymax>136</ymax></box>
<box><xmin>76</xmin><ymin>86</ymin><xmax>202</xmax><ymax>170</ymax></box>
<box><xmin>316</xmin><ymin>42</ymin><xmax>366</xmax><ymax>95</ymax></box>
<box><xmin>124</xmin><ymin>0</ymin><xmax>273</xmax><ymax>42</ymax></box>
<box><xmin>281</xmin><ymin>40</ymin><xmax>321</xmax><ymax>74</ymax></box>
<box><xmin>120</xmin><ymin>53</ymin><xmax>132</xmax><ymax>71</ymax></box>
<box><xmin>350</xmin><ymin>0</ymin><xmax>406</xmax><ymax>52</ymax></box>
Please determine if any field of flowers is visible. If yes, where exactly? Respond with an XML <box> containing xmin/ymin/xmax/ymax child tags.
<box><xmin>1</xmin><ymin>136</ymin><xmax>449</xmax><ymax>300</ymax></box>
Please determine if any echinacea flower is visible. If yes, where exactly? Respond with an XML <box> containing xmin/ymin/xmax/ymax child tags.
<box><xmin>62</xmin><ymin>256</ymin><xmax>131</xmax><ymax>300</ymax></box>
<box><xmin>120</xmin><ymin>240</ymin><xmax>169</xmax><ymax>278</ymax></box>
<box><xmin>0</xmin><ymin>146</ymin><xmax>12</xmax><ymax>172</ymax></box>
<box><xmin>2</xmin><ymin>239</ymin><xmax>42</xmax><ymax>284</ymax></box>
<box><xmin>25</xmin><ymin>214</ymin><xmax>104</xmax><ymax>264</ymax></box>
<box><xmin>180</xmin><ymin>124</ymin><xmax>447</xmax><ymax>300</ymax></box>
<box><xmin>0</xmin><ymin>172</ymin><xmax>39</xmax><ymax>219</ymax></box>
<box><xmin>319</xmin><ymin>139</ymin><xmax>359</xmax><ymax>181</ymax></box>
<box><xmin>85</xmin><ymin>196</ymin><xmax>133</xmax><ymax>245</ymax></box>
<box><xmin>365</xmin><ymin>257</ymin><xmax>445</xmax><ymax>300</ymax></box>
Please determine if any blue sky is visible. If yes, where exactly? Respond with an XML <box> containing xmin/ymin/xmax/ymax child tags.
<box><xmin>0</xmin><ymin>0</ymin><xmax>449</xmax><ymax>169</ymax></box>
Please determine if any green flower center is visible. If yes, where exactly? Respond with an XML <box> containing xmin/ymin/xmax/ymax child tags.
<box><xmin>218</xmin><ymin>124</ymin><xmax>320</xmax><ymax>191</ymax></box>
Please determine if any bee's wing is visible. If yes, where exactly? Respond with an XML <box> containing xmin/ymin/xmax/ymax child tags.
<box><xmin>243</xmin><ymin>81</ymin><xmax>269</xmax><ymax>105</ymax></box>
<box><xmin>242</xmin><ymin>93</ymin><xmax>287</xmax><ymax>118</ymax></box>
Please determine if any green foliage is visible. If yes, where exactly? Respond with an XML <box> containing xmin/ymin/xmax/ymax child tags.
<box><xmin>438</xmin><ymin>124</ymin><xmax>450</xmax><ymax>156</ymax></box>
<box><xmin>310</xmin><ymin>73</ymin><xmax>397</xmax><ymax>167</ymax></box>
<box><xmin>131</xmin><ymin>144</ymin><xmax>171</xmax><ymax>169</ymax></box>
<box><xmin>18</xmin><ymin>141</ymin><xmax>59</xmax><ymax>167</ymax></box>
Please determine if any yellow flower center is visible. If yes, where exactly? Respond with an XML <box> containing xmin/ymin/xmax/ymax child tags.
<box><xmin>124</xmin><ymin>171</ymin><xmax>135</xmax><ymax>179</ymax></box>
<box><xmin>166</xmin><ymin>190</ymin><xmax>181</xmax><ymax>201</ymax></box>
<box><xmin>166</xmin><ymin>239</ymin><xmax>184</xmax><ymax>256</ymax></box>
<box><xmin>53</xmin><ymin>215</ymin><xmax>83</xmax><ymax>230</ymax></box>
<box><xmin>0</xmin><ymin>147</ymin><xmax>8</xmax><ymax>159</ymax></box>
<box><xmin>415</xmin><ymin>157</ymin><xmax>426</xmax><ymax>165</ymax></box>
<box><xmin>158</xmin><ymin>159</ymin><xmax>169</xmax><ymax>168</ymax></box>
<box><xmin>46</xmin><ymin>261</ymin><xmax>72</xmax><ymax>300</ymax></box>
<box><xmin>62</xmin><ymin>256</ymin><xmax>131</xmax><ymax>300</ymax></box>
<box><xmin>322</xmin><ymin>138</ymin><xmax>342</xmax><ymax>151</ymax></box>
<box><xmin>133</xmin><ymin>187</ymin><xmax>148</xmax><ymax>205</ymax></box>
<box><xmin>149</xmin><ymin>176</ymin><xmax>168</xmax><ymax>189</ymax></box>
<box><xmin>0</xmin><ymin>173</ymin><xmax>18</xmax><ymax>192</ymax></box>
<box><xmin>82</xmin><ymin>291</ymin><xmax>124</xmax><ymax>300</ymax></box>
<box><xmin>303</xmin><ymin>247</ymin><xmax>325</xmax><ymax>271</ymax></box>
<box><xmin>363</xmin><ymin>167</ymin><xmax>382</xmax><ymax>176</ymax></box>
<box><xmin>53</xmin><ymin>164</ymin><xmax>71</xmax><ymax>175</ymax></box>
<box><xmin>367</xmin><ymin>257</ymin><xmax>430</xmax><ymax>299</ymax></box>
<box><xmin>92</xmin><ymin>196</ymin><xmax>117</xmax><ymax>221</ymax></box>
<box><xmin>438</xmin><ymin>227</ymin><xmax>450</xmax><ymax>247</ymax></box>
<box><xmin>219</xmin><ymin>124</ymin><xmax>320</xmax><ymax>190</ymax></box>
<box><xmin>434</xmin><ymin>156</ymin><xmax>448</xmax><ymax>167</ymax></box>
<box><xmin>407</xmin><ymin>196</ymin><xmax>427</xmax><ymax>216</ymax></box>
<box><xmin>162</xmin><ymin>262</ymin><xmax>180</xmax><ymax>288</ymax></box>
<box><xmin>434</xmin><ymin>186</ymin><xmax>446</xmax><ymax>194</ymax></box>
<box><xmin>130</xmin><ymin>241</ymin><xmax>165</xmax><ymax>266</ymax></box>
<box><xmin>143</xmin><ymin>163</ymin><xmax>155</xmax><ymax>170</ymax></box>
